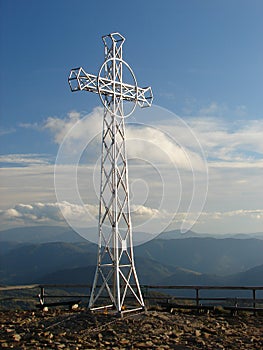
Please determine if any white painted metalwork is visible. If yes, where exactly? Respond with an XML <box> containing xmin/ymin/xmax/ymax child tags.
<box><xmin>68</xmin><ymin>32</ymin><xmax>153</xmax><ymax>314</ymax></box>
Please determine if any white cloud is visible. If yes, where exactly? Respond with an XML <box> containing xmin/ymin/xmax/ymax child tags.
<box><xmin>1</xmin><ymin>105</ymin><xmax>262</xmax><ymax>235</ymax></box>
<box><xmin>1</xmin><ymin>198</ymin><xmax>262</xmax><ymax>235</ymax></box>
<box><xmin>0</xmin><ymin>127</ymin><xmax>16</xmax><ymax>136</ymax></box>
<box><xmin>44</xmin><ymin>108</ymin><xmax>102</xmax><ymax>145</ymax></box>
<box><xmin>198</xmin><ymin>102</ymin><xmax>228</xmax><ymax>117</ymax></box>
<box><xmin>192</xmin><ymin>209</ymin><xmax>263</xmax><ymax>234</ymax></box>
<box><xmin>0</xmin><ymin>201</ymin><xmax>171</xmax><ymax>233</ymax></box>
<box><xmin>0</xmin><ymin>154</ymin><xmax>52</xmax><ymax>166</ymax></box>
<box><xmin>126</xmin><ymin>125</ymin><xmax>205</xmax><ymax>171</ymax></box>
<box><xmin>49</xmin><ymin>107</ymin><xmax>208</xmax><ymax>234</ymax></box>
<box><xmin>225</xmin><ymin>209</ymin><xmax>263</xmax><ymax>219</ymax></box>
<box><xmin>185</xmin><ymin>117</ymin><xmax>263</xmax><ymax>166</ymax></box>
<box><xmin>0</xmin><ymin>201</ymin><xmax>99</xmax><ymax>228</ymax></box>
<box><xmin>131</xmin><ymin>204</ymin><xmax>169</xmax><ymax>220</ymax></box>
<box><xmin>199</xmin><ymin>209</ymin><xmax>263</xmax><ymax>220</ymax></box>
<box><xmin>45</xmin><ymin>106</ymin><xmax>206</xmax><ymax>171</ymax></box>
<box><xmin>0</xmin><ymin>165</ymin><xmax>56</xmax><ymax>208</ymax></box>
<box><xmin>0</xmin><ymin>202</ymin><xmax>64</xmax><ymax>225</ymax></box>
<box><xmin>19</xmin><ymin>122</ymin><xmax>40</xmax><ymax>130</ymax></box>
<box><xmin>209</xmin><ymin>160</ymin><xmax>263</xmax><ymax>169</ymax></box>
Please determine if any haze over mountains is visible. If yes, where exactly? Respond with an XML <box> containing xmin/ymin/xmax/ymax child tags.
<box><xmin>1</xmin><ymin>226</ymin><xmax>263</xmax><ymax>244</ymax></box>
<box><xmin>0</xmin><ymin>225</ymin><xmax>263</xmax><ymax>287</ymax></box>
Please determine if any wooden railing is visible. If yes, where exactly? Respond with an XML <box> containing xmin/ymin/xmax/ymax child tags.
<box><xmin>1</xmin><ymin>284</ymin><xmax>263</xmax><ymax>314</ymax></box>
<box><xmin>143</xmin><ymin>285</ymin><xmax>263</xmax><ymax>314</ymax></box>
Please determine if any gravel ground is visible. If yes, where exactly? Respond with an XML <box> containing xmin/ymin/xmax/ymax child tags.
<box><xmin>0</xmin><ymin>308</ymin><xmax>263</xmax><ymax>349</ymax></box>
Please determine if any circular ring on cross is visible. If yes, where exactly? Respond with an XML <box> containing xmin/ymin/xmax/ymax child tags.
<box><xmin>97</xmin><ymin>58</ymin><xmax>138</xmax><ymax>118</ymax></box>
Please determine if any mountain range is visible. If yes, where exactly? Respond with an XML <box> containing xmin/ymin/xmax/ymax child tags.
<box><xmin>0</xmin><ymin>225</ymin><xmax>263</xmax><ymax>287</ymax></box>
<box><xmin>1</xmin><ymin>226</ymin><xmax>263</xmax><ymax>245</ymax></box>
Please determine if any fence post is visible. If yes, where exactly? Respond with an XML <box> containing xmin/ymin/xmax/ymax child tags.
<box><xmin>39</xmin><ymin>286</ymin><xmax>45</xmax><ymax>305</ymax></box>
<box><xmin>195</xmin><ymin>288</ymin><xmax>199</xmax><ymax>306</ymax></box>
<box><xmin>252</xmin><ymin>289</ymin><xmax>256</xmax><ymax>315</ymax></box>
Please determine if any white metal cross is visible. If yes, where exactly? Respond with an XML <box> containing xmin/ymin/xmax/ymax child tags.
<box><xmin>68</xmin><ymin>32</ymin><xmax>153</xmax><ymax>314</ymax></box>
<box><xmin>68</xmin><ymin>34</ymin><xmax>153</xmax><ymax>114</ymax></box>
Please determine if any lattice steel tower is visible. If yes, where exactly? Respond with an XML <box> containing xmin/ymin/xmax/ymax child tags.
<box><xmin>68</xmin><ymin>32</ymin><xmax>153</xmax><ymax>314</ymax></box>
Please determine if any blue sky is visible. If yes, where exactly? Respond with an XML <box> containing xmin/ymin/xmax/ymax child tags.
<box><xmin>0</xmin><ymin>0</ymin><xmax>262</xmax><ymax>236</ymax></box>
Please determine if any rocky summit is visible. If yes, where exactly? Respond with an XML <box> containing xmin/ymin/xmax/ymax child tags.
<box><xmin>0</xmin><ymin>308</ymin><xmax>262</xmax><ymax>349</ymax></box>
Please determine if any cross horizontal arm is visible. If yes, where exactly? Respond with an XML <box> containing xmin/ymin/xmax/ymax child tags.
<box><xmin>68</xmin><ymin>67</ymin><xmax>153</xmax><ymax>108</ymax></box>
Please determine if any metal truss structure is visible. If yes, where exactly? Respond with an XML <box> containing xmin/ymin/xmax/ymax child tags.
<box><xmin>68</xmin><ymin>32</ymin><xmax>153</xmax><ymax>314</ymax></box>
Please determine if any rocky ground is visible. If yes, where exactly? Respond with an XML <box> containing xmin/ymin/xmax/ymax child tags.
<box><xmin>0</xmin><ymin>308</ymin><xmax>262</xmax><ymax>349</ymax></box>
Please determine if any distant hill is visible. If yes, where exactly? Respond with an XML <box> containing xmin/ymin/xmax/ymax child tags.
<box><xmin>0</xmin><ymin>241</ymin><xmax>97</xmax><ymax>284</ymax></box>
<box><xmin>224</xmin><ymin>264</ymin><xmax>263</xmax><ymax>286</ymax></box>
<box><xmin>156</xmin><ymin>229</ymin><xmax>199</xmax><ymax>240</ymax></box>
<box><xmin>0</xmin><ymin>239</ymin><xmax>183</xmax><ymax>285</ymax></box>
<box><xmin>1</xmin><ymin>226</ymin><xmax>263</xmax><ymax>287</ymax></box>
<box><xmin>0</xmin><ymin>226</ymin><xmax>87</xmax><ymax>244</ymax></box>
<box><xmin>230</xmin><ymin>232</ymin><xmax>263</xmax><ymax>240</ymax></box>
<box><xmin>1</xmin><ymin>225</ymin><xmax>262</xmax><ymax>246</ymax></box>
<box><xmin>0</xmin><ymin>226</ymin><xmax>154</xmax><ymax>246</ymax></box>
<box><xmin>158</xmin><ymin>229</ymin><xmax>263</xmax><ymax>240</ymax></box>
<box><xmin>40</xmin><ymin>266</ymin><xmax>96</xmax><ymax>285</ymax></box>
<box><xmin>39</xmin><ymin>257</ymin><xmax>177</xmax><ymax>286</ymax></box>
<box><xmin>158</xmin><ymin>267</ymin><xmax>223</xmax><ymax>286</ymax></box>
<box><xmin>135</xmin><ymin>237</ymin><xmax>263</xmax><ymax>275</ymax></box>
<box><xmin>22</xmin><ymin>256</ymin><xmax>263</xmax><ymax>288</ymax></box>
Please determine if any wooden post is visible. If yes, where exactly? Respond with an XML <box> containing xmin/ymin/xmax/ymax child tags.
<box><xmin>195</xmin><ymin>288</ymin><xmax>199</xmax><ymax>306</ymax></box>
<box><xmin>252</xmin><ymin>289</ymin><xmax>256</xmax><ymax>315</ymax></box>
<box><xmin>39</xmin><ymin>286</ymin><xmax>45</xmax><ymax>305</ymax></box>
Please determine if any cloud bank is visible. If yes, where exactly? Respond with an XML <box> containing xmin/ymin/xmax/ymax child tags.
<box><xmin>44</xmin><ymin>107</ymin><xmax>207</xmax><ymax>171</ymax></box>
<box><xmin>1</xmin><ymin>104</ymin><xmax>262</xmax><ymax>234</ymax></box>
<box><xmin>1</xmin><ymin>201</ymin><xmax>262</xmax><ymax>235</ymax></box>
